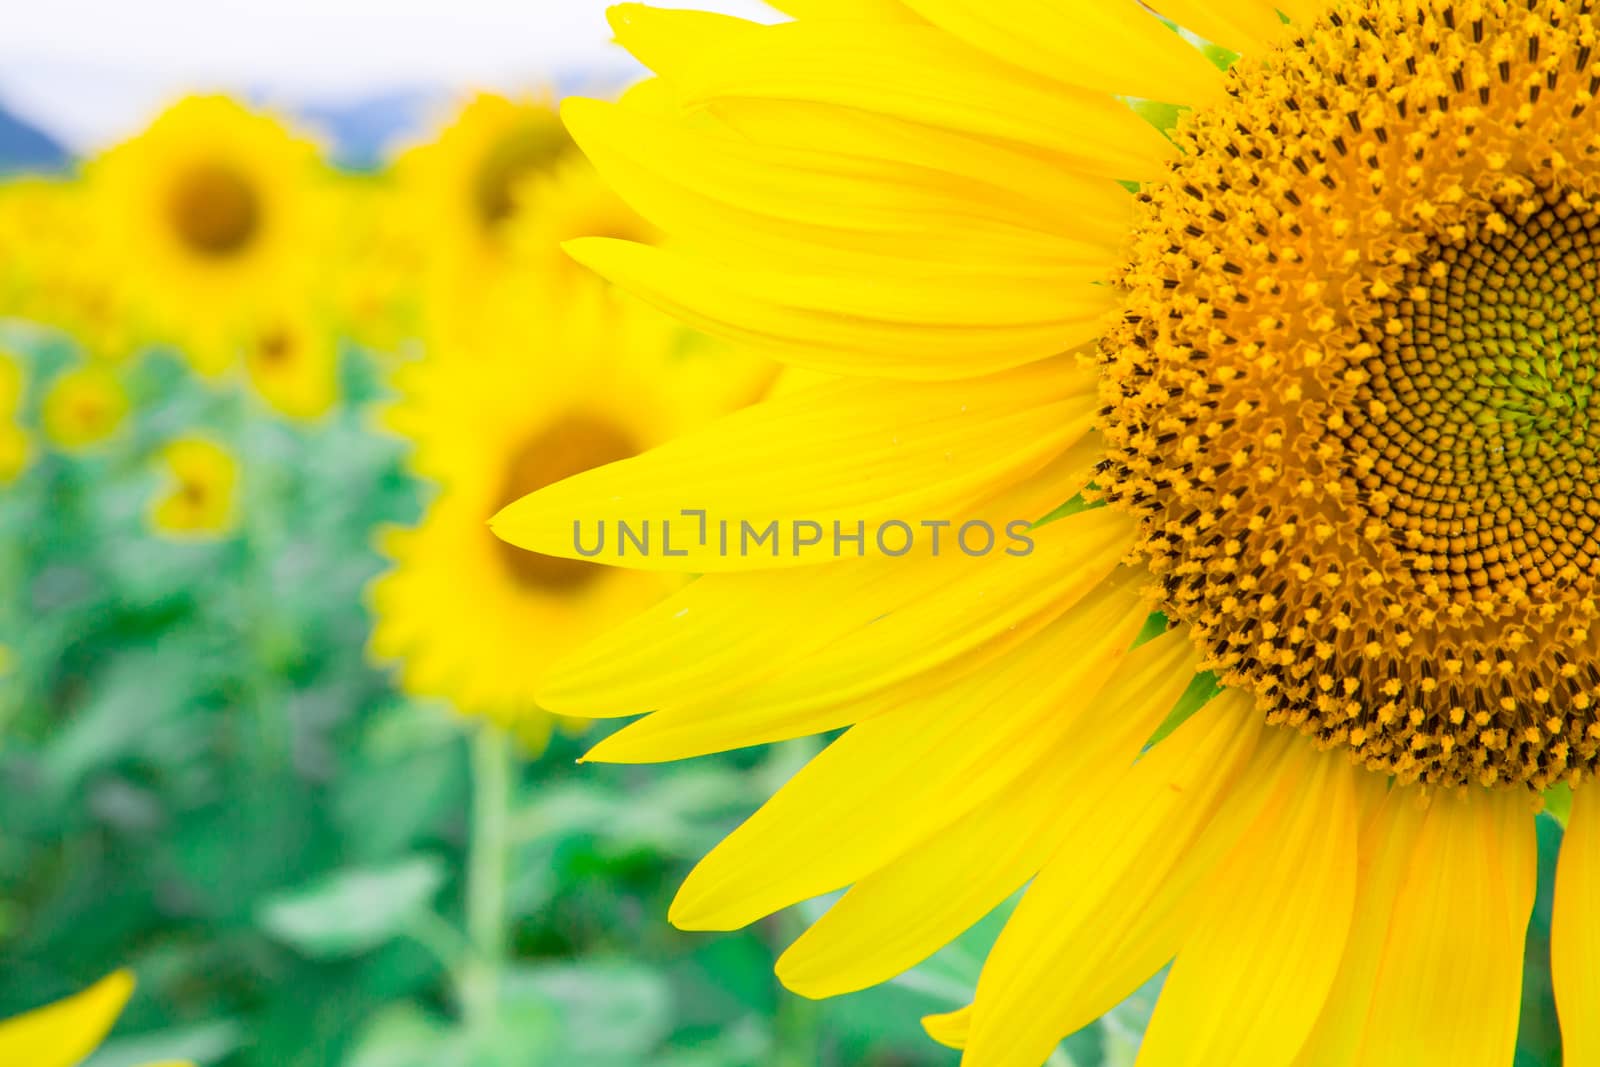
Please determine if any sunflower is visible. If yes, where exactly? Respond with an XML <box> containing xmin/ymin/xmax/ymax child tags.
<box><xmin>241</xmin><ymin>305</ymin><xmax>339</xmax><ymax>421</ymax></box>
<box><xmin>325</xmin><ymin>175</ymin><xmax>426</xmax><ymax>357</ymax></box>
<box><xmin>492</xmin><ymin>2</ymin><xmax>1600</xmax><ymax>1063</ymax></box>
<box><xmin>147</xmin><ymin>436</ymin><xmax>239</xmax><ymax>539</ymax></box>
<box><xmin>369</xmin><ymin>265</ymin><xmax>773</xmax><ymax>738</ymax></box>
<box><xmin>0</xmin><ymin>178</ymin><xmax>136</xmax><ymax>356</ymax></box>
<box><xmin>40</xmin><ymin>364</ymin><xmax>128</xmax><ymax>452</ymax></box>
<box><xmin>401</xmin><ymin>92</ymin><xmax>577</xmax><ymax>265</ymax></box>
<box><xmin>507</xmin><ymin>153</ymin><xmax>657</xmax><ymax>291</ymax></box>
<box><xmin>0</xmin><ymin>348</ymin><xmax>31</xmax><ymax>483</ymax></box>
<box><xmin>90</xmin><ymin>96</ymin><xmax>324</xmax><ymax>375</ymax></box>
<box><xmin>0</xmin><ymin>969</ymin><xmax>190</xmax><ymax>1067</ymax></box>
<box><xmin>399</xmin><ymin>93</ymin><xmax>582</xmax><ymax>346</ymax></box>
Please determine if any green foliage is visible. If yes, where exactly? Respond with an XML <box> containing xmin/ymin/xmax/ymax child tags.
<box><xmin>1</xmin><ymin>325</ymin><xmax>1570</xmax><ymax>1067</ymax></box>
<box><xmin>5</xmin><ymin>329</ymin><xmax>1130</xmax><ymax>1066</ymax></box>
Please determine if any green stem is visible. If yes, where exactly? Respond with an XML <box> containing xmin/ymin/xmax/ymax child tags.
<box><xmin>463</xmin><ymin>723</ymin><xmax>513</xmax><ymax>1034</ymax></box>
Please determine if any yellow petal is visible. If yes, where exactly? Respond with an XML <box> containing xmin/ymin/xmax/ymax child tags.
<box><xmin>1136</xmin><ymin>738</ymin><xmax>1359</xmax><ymax>1067</ymax></box>
<box><xmin>768</xmin><ymin>0</ymin><xmax>918</xmax><ymax>17</ymax></box>
<box><xmin>562</xmin><ymin>97</ymin><xmax>1127</xmax><ymax>274</ymax></box>
<box><xmin>1552</xmin><ymin>784</ymin><xmax>1600</xmax><ymax>1065</ymax></box>
<box><xmin>962</xmin><ymin>691</ymin><xmax>1273</xmax><ymax>1067</ymax></box>
<box><xmin>900</xmin><ymin>0</ymin><xmax>1222</xmax><ymax>104</ymax></box>
<box><xmin>537</xmin><ymin>438</ymin><xmax>1108</xmax><ymax>725</ymax></box>
<box><xmin>669</xmin><ymin>566</ymin><xmax>1149</xmax><ymax>931</ymax></box>
<box><xmin>494</xmin><ymin>359</ymin><xmax>1100</xmax><ymax>571</ymax></box>
<box><xmin>608</xmin><ymin>5</ymin><xmax>1173</xmax><ymax>179</ymax></box>
<box><xmin>585</xmin><ymin>511</ymin><xmax>1135</xmax><ymax>762</ymax></box>
<box><xmin>685</xmin><ymin>94</ymin><xmax>1134</xmax><ymax>251</ymax></box>
<box><xmin>1288</xmin><ymin>785</ymin><xmax>1424</xmax><ymax>1067</ymax></box>
<box><xmin>563</xmin><ymin>238</ymin><xmax>1117</xmax><ymax>380</ymax></box>
<box><xmin>775</xmin><ymin>630</ymin><xmax>1200</xmax><ymax>997</ymax></box>
<box><xmin>1149</xmin><ymin>0</ymin><xmax>1288</xmax><ymax>52</ymax></box>
<box><xmin>924</xmin><ymin>1005</ymin><xmax>972</xmax><ymax>1049</ymax></box>
<box><xmin>1354</xmin><ymin>788</ymin><xmax>1537</xmax><ymax>1067</ymax></box>
<box><xmin>0</xmin><ymin>970</ymin><xmax>134</xmax><ymax>1067</ymax></box>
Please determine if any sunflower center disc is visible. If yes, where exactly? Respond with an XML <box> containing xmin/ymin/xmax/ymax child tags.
<box><xmin>472</xmin><ymin>122</ymin><xmax>574</xmax><ymax>232</ymax></box>
<box><xmin>1351</xmin><ymin>197</ymin><xmax>1600</xmax><ymax>592</ymax></box>
<box><xmin>1098</xmin><ymin>0</ymin><xmax>1600</xmax><ymax>788</ymax></box>
<box><xmin>169</xmin><ymin>163</ymin><xmax>261</xmax><ymax>258</ymax></box>
<box><xmin>492</xmin><ymin>413</ymin><xmax>637</xmax><ymax>593</ymax></box>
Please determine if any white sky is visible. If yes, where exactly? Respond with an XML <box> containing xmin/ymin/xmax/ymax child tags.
<box><xmin>0</xmin><ymin>0</ymin><xmax>776</xmax><ymax>151</ymax></box>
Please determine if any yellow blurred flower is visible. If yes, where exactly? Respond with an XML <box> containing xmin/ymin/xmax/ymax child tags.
<box><xmin>369</xmin><ymin>275</ymin><xmax>772</xmax><ymax>737</ymax></box>
<box><xmin>402</xmin><ymin>92</ymin><xmax>574</xmax><ymax>265</ymax></box>
<box><xmin>506</xmin><ymin>153</ymin><xmax>655</xmax><ymax>291</ymax></box>
<box><xmin>0</xmin><ymin>348</ymin><xmax>27</xmax><ymax>413</ymax></box>
<box><xmin>0</xmin><ymin>423</ymin><xmax>32</xmax><ymax>484</ymax></box>
<box><xmin>325</xmin><ymin>175</ymin><xmax>425</xmax><ymax>355</ymax></box>
<box><xmin>0</xmin><ymin>180</ymin><xmax>134</xmax><ymax>348</ymax></box>
<box><xmin>400</xmin><ymin>93</ymin><xmax>579</xmax><ymax>347</ymax></box>
<box><xmin>242</xmin><ymin>307</ymin><xmax>339</xmax><ymax>421</ymax></box>
<box><xmin>0</xmin><ymin>349</ymin><xmax>32</xmax><ymax>483</ymax></box>
<box><xmin>148</xmin><ymin>436</ymin><xmax>238</xmax><ymax>539</ymax></box>
<box><xmin>40</xmin><ymin>365</ymin><xmax>128</xmax><ymax>451</ymax></box>
<box><xmin>0</xmin><ymin>969</ymin><xmax>192</xmax><ymax>1067</ymax></box>
<box><xmin>90</xmin><ymin>95</ymin><xmax>327</xmax><ymax>375</ymax></box>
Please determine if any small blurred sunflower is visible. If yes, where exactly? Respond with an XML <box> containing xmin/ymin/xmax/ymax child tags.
<box><xmin>41</xmin><ymin>364</ymin><xmax>127</xmax><ymax>452</ymax></box>
<box><xmin>0</xmin><ymin>179</ymin><xmax>136</xmax><ymax>354</ymax></box>
<box><xmin>508</xmin><ymin>153</ymin><xmax>655</xmax><ymax>289</ymax></box>
<box><xmin>0</xmin><ymin>969</ymin><xmax>191</xmax><ymax>1067</ymax></box>
<box><xmin>0</xmin><ymin>349</ymin><xmax>31</xmax><ymax>483</ymax></box>
<box><xmin>402</xmin><ymin>92</ymin><xmax>576</xmax><ymax>266</ymax></box>
<box><xmin>325</xmin><ymin>176</ymin><xmax>425</xmax><ymax>356</ymax></box>
<box><xmin>147</xmin><ymin>436</ymin><xmax>238</xmax><ymax>539</ymax></box>
<box><xmin>370</xmin><ymin>162</ymin><xmax>773</xmax><ymax>737</ymax></box>
<box><xmin>400</xmin><ymin>93</ymin><xmax>581</xmax><ymax>345</ymax></box>
<box><xmin>242</xmin><ymin>306</ymin><xmax>339</xmax><ymax>421</ymax></box>
<box><xmin>494</xmin><ymin>2</ymin><xmax>1600</xmax><ymax>1064</ymax></box>
<box><xmin>90</xmin><ymin>96</ymin><xmax>325</xmax><ymax>375</ymax></box>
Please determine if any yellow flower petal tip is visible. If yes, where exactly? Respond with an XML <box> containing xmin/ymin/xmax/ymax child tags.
<box><xmin>0</xmin><ymin>969</ymin><xmax>135</xmax><ymax>1067</ymax></box>
<box><xmin>920</xmin><ymin>1006</ymin><xmax>970</xmax><ymax>1050</ymax></box>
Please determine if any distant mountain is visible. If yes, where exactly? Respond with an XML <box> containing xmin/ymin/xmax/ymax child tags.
<box><xmin>294</xmin><ymin>88</ymin><xmax>446</xmax><ymax>172</ymax></box>
<box><xmin>292</xmin><ymin>73</ymin><xmax>637</xmax><ymax>172</ymax></box>
<box><xmin>0</xmin><ymin>101</ymin><xmax>70</xmax><ymax>174</ymax></box>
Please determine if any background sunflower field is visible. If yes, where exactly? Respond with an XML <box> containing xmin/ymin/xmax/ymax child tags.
<box><xmin>0</xmin><ymin>2</ymin><xmax>1571</xmax><ymax>1066</ymax></box>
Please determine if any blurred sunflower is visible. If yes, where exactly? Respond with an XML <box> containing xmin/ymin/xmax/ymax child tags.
<box><xmin>508</xmin><ymin>153</ymin><xmax>655</xmax><ymax>289</ymax></box>
<box><xmin>494</xmin><ymin>2</ymin><xmax>1600</xmax><ymax>1064</ymax></box>
<box><xmin>0</xmin><ymin>969</ymin><xmax>191</xmax><ymax>1067</ymax></box>
<box><xmin>370</xmin><ymin>257</ymin><xmax>773</xmax><ymax>741</ymax></box>
<box><xmin>147</xmin><ymin>436</ymin><xmax>238</xmax><ymax>539</ymax></box>
<box><xmin>41</xmin><ymin>364</ymin><xmax>128</xmax><ymax>452</ymax></box>
<box><xmin>402</xmin><ymin>92</ymin><xmax>576</xmax><ymax>266</ymax></box>
<box><xmin>326</xmin><ymin>176</ymin><xmax>425</xmax><ymax>356</ymax></box>
<box><xmin>400</xmin><ymin>93</ymin><xmax>580</xmax><ymax>345</ymax></box>
<box><xmin>0</xmin><ymin>179</ymin><xmax>135</xmax><ymax>353</ymax></box>
<box><xmin>242</xmin><ymin>306</ymin><xmax>339</xmax><ymax>421</ymax></box>
<box><xmin>0</xmin><ymin>349</ymin><xmax>31</xmax><ymax>483</ymax></box>
<box><xmin>90</xmin><ymin>96</ymin><xmax>324</xmax><ymax>375</ymax></box>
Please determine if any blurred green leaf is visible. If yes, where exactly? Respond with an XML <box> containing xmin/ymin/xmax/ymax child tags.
<box><xmin>344</xmin><ymin>1003</ymin><xmax>462</xmax><ymax>1067</ymax></box>
<box><xmin>86</xmin><ymin>1019</ymin><xmax>245</xmax><ymax>1067</ymax></box>
<box><xmin>257</xmin><ymin>856</ymin><xmax>445</xmax><ymax>958</ymax></box>
<box><xmin>502</xmin><ymin>961</ymin><xmax>672</xmax><ymax>1064</ymax></box>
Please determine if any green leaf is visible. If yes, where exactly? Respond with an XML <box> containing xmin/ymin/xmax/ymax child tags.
<box><xmin>256</xmin><ymin>856</ymin><xmax>445</xmax><ymax>958</ymax></box>
<box><xmin>503</xmin><ymin>961</ymin><xmax>673</xmax><ymax>1061</ymax></box>
<box><xmin>343</xmin><ymin>1003</ymin><xmax>463</xmax><ymax>1067</ymax></box>
<box><xmin>84</xmin><ymin>1020</ymin><xmax>245</xmax><ymax>1067</ymax></box>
